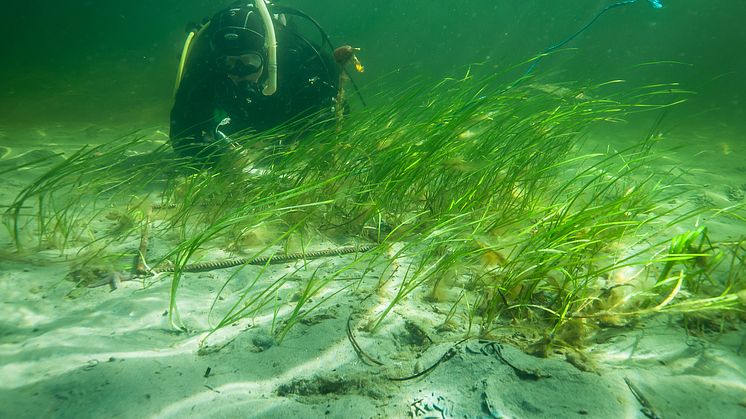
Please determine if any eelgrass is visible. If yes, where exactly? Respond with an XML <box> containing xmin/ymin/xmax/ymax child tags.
<box><xmin>5</xmin><ymin>70</ymin><xmax>744</xmax><ymax>349</ymax></box>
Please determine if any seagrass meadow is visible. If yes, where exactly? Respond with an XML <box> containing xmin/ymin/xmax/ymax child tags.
<box><xmin>1</xmin><ymin>1</ymin><xmax>746</xmax><ymax>418</ymax></box>
<box><xmin>6</xmin><ymin>69</ymin><xmax>746</xmax><ymax>340</ymax></box>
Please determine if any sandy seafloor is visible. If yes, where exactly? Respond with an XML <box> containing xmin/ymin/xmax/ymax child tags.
<box><xmin>1</xmin><ymin>122</ymin><xmax>745</xmax><ymax>419</ymax></box>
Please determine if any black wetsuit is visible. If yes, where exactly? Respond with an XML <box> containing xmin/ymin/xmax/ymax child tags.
<box><xmin>170</xmin><ymin>11</ymin><xmax>339</xmax><ymax>161</ymax></box>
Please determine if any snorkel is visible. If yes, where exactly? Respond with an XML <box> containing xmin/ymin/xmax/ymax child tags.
<box><xmin>255</xmin><ymin>0</ymin><xmax>278</xmax><ymax>96</ymax></box>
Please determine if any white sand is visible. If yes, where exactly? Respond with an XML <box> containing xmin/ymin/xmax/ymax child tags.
<box><xmin>1</xmin><ymin>124</ymin><xmax>745</xmax><ymax>418</ymax></box>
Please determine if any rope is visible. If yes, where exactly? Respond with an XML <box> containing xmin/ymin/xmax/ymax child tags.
<box><xmin>151</xmin><ymin>203</ymin><xmax>177</xmax><ymax>210</ymax></box>
<box><xmin>153</xmin><ymin>244</ymin><xmax>378</xmax><ymax>273</ymax></box>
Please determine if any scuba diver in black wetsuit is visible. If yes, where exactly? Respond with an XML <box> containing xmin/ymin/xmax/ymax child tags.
<box><xmin>170</xmin><ymin>1</ymin><xmax>361</xmax><ymax>164</ymax></box>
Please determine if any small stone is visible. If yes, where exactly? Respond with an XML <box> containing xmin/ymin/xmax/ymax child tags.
<box><xmin>251</xmin><ymin>332</ymin><xmax>275</xmax><ymax>352</ymax></box>
<box><xmin>726</xmin><ymin>186</ymin><xmax>745</xmax><ymax>203</ymax></box>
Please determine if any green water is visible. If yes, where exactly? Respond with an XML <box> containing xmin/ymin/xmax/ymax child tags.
<box><xmin>1</xmin><ymin>1</ymin><xmax>743</xmax><ymax>131</ymax></box>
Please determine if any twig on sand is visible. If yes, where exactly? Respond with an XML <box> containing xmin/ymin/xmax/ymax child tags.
<box><xmin>624</xmin><ymin>377</ymin><xmax>662</xmax><ymax>419</ymax></box>
<box><xmin>481</xmin><ymin>341</ymin><xmax>552</xmax><ymax>380</ymax></box>
<box><xmin>134</xmin><ymin>216</ymin><xmax>150</xmax><ymax>275</ymax></box>
<box><xmin>346</xmin><ymin>315</ymin><xmax>384</xmax><ymax>366</ymax></box>
<box><xmin>387</xmin><ymin>339</ymin><xmax>468</xmax><ymax>382</ymax></box>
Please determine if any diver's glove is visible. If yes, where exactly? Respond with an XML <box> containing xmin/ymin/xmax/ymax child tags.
<box><xmin>214</xmin><ymin>117</ymin><xmax>250</xmax><ymax>156</ymax></box>
<box><xmin>215</xmin><ymin>117</ymin><xmax>234</xmax><ymax>146</ymax></box>
<box><xmin>173</xmin><ymin>121</ymin><xmax>236</xmax><ymax>163</ymax></box>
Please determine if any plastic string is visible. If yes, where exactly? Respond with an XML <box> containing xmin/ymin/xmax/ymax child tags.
<box><xmin>522</xmin><ymin>0</ymin><xmax>664</xmax><ymax>79</ymax></box>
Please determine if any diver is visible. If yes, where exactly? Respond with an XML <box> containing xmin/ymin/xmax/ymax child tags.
<box><xmin>170</xmin><ymin>1</ymin><xmax>360</xmax><ymax>164</ymax></box>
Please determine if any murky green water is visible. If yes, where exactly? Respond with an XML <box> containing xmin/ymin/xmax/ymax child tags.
<box><xmin>1</xmin><ymin>1</ymin><xmax>743</xmax><ymax>129</ymax></box>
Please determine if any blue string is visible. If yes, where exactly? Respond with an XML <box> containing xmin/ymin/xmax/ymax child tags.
<box><xmin>648</xmin><ymin>0</ymin><xmax>663</xmax><ymax>9</ymax></box>
<box><xmin>521</xmin><ymin>0</ymin><xmax>663</xmax><ymax>78</ymax></box>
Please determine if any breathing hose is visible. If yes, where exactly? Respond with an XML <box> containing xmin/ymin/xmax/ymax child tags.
<box><xmin>173</xmin><ymin>31</ymin><xmax>196</xmax><ymax>96</ymax></box>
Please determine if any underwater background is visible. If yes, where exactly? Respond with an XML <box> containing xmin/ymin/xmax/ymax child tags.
<box><xmin>1</xmin><ymin>0</ymin><xmax>744</xmax><ymax>133</ymax></box>
<box><xmin>2</xmin><ymin>1</ymin><xmax>746</xmax><ymax>418</ymax></box>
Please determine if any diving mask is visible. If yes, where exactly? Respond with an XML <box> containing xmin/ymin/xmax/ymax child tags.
<box><xmin>218</xmin><ymin>53</ymin><xmax>264</xmax><ymax>77</ymax></box>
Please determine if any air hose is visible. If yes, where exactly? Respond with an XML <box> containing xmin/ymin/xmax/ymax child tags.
<box><xmin>272</xmin><ymin>3</ymin><xmax>367</xmax><ymax>107</ymax></box>
<box><xmin>173</xmin><ymin>30</ymin><xmax>197</xmax><ymax>97</ymax></box>
<box><xmin>174</xmin><ymin>21</ymin><xmax>213</xmax><ymax>97</ymax></box>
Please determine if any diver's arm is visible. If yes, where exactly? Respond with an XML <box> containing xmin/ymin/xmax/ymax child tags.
<box><xmin>169</xmin><ymin>73</ymin><xmax>218</xmax><ymax>159</ymax></box>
